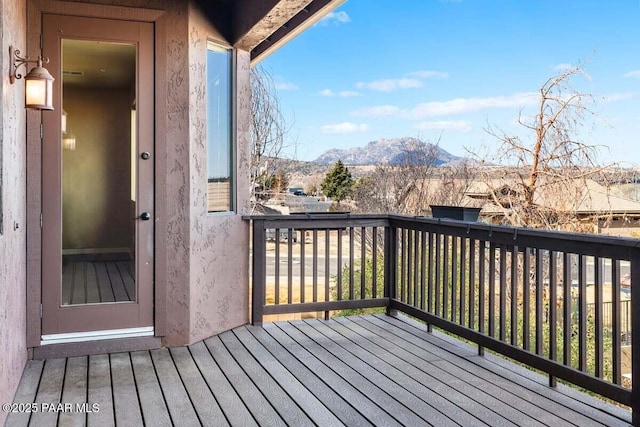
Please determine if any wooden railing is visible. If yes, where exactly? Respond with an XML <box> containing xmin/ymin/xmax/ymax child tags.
<box><xmin>246</xmin><ymin>213</ymin><xmax>639</xmax><ymax>425</ymax></box>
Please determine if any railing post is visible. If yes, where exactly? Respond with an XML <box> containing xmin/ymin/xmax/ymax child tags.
<box><xmin>631</xmin><ymin>248</ymin><xmax>640</xmax><ymax>426</ymax></box>
<box><xmin>384</xmin><ymin>221</ymin><xmax>397</xmax><ymax>317</ymax></box>
<box><xmin>251</xmin><ymin>219</ymin><xmax>266</xmax><ymax>326</ymax></box>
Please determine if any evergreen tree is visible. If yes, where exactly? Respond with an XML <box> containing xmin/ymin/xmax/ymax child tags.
<box><xmin>321</xmin><ymin>160</ymin><xmax>354</xmax><ymax>204</ymax></box>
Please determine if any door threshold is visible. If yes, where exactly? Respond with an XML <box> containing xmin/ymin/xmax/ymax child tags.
<box><xmin>41</xmin><ymin>326</ymin><xmax>154</xmax><ymax>346</ymax></box>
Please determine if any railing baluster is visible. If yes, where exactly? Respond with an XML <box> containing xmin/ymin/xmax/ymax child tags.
<box><xmin>349</xmin><ymin>227</ymin><xmax>355</xmax><ymax>300</ymax></box>
<box><xmin>499</xmin><ymin>245</ymin><xmax>507</xmax><ymax>342</ymax></box>
<box><xmin>443</xmin><ymin>235</ymin><xmax>450</xmax><ymax>320</ymax></box>
<box><xmin>511</xmin><ymin>245</ymin><xmax>518</xmax><ymax>346</ymax></box>
<box><xmin>325</xmin><ymin>228</ymin><xmax>330</xmax><ymax>320</ymax></box>
<box><xmin>420</xmin><ymin>230</ymin><xmax>427</xmax><ymax>311</ymax></box>
<box><xmin>452</xmin><ymin>236</ymin><xmax>458</xmax><ymax>322</ymax></box>
<box><xmin>578</xmin><ymin>255</ymin><xmax>587</xmax><ymax>371</ymax></box>
<box><xmin>630</xmin><ymin>248</ymin><xmax>640</xmax><ymax>427</ymax></box>
<box><xmin>612</xmin><ymin>259</ymin><xmax>621</xmax><ymax>385</ymax></box>
<box><xmin>535</xmin><ymin>249</ymin><xmax>543</xmax><ymax>355</ymax></box>
<box><xmin>469</xmin><ymin>239</ymin><xmax>476</xmax><ymax>330</ymax></box>
<box><xmin>595</xmin><ymin>256</ymin><xmax>603</xmax><ymax>378</ymax></box>
<box><xmin>563</xmin><ymin>253</ymin><xmax>572</xmax><ymax>367</ymax></box>
<box><xmin>288</xmin><ymin>228</ymin><xmax>293</xmax><ymax>304</ymax></box>
<box><xmin>372</xmin><ymin>227</ymin><xmax>378</xmax><ymax>298</ymax></box>
<box><xmin>478</xmin><ymin>240</ymin><xmax>486</xmax><ymax>356</ymax></box>
<box><xmin>384</xmin><ymin>223</ymin><xmax>397</xmax><ymax>317</ymax></box>
<box><xmin>460</xmin><ymin>237</ymin><xmax>467</xmax><ymax>326</ymax></box>
<box><xmin>435</xmin><ymin>233</ymin><xmax>442</xmax><ymax>318</ymax></box>
<box><xmin>414</xmin><ymin>229</ymin><xmax>420</xmax><ymax>309</ymax></box>
<box><xmin>337</xmin><ymin>228</ymin><xmax>343</xmax><ymax>301</ymax></box>
<box><xmin>489</xmin><ymin>243</ymin><xmax>496</xmax><ymax>339</ymax></box>
<box><xmin>361</xmin><ymin>227</ymin><xmax>366</xmax><ymax>300</ymax></box>
<box><xmin>401</xmin><ymin>228</ymin><xmax>407</xmax><ymax>304</ymax></box>
<box><xmin>407</xmin><ymin>229</ymin><xmax>413</xmax><ymax>305</ymax></box>
<box><xmin>428</xmin><ymin>232</ymin><xmax>434</xmax><ymax>316</ymax></box>
<box><xmin>549</xmin><ymin>250</ymin><xmax>558</xmax><ymax>387</ymax></box>
<box><xmin>300</xmin><ymin>229</ymin><xmax>305</xmax><ymax>304</ymax></box>
<box><xmin>313</xmin><ymin>230</ymin><xmax>318</xmax><ymax>303</ymax></box>
<box><xmin>275</xmin><ymin>228</ymin><xmax>280</xmax><ymax>306</ymax></box>
<box><xmin>523</xmin><ymin>248</ymin><xmax>531</xmax><ymax>351</ymax></box>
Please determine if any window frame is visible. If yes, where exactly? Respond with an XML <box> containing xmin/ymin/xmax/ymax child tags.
<box><xmin>206</xmin><ymin>40</ymin><xmax>236</xmax><ymax>215</ymax></box>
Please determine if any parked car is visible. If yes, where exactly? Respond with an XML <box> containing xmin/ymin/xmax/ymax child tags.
<box><xmin>293</xmin><ymin>190</ymin><xmax>307</xmax><ymax>196</ymax></box>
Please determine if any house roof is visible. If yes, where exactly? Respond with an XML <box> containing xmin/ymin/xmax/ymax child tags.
<box><xmin>469</xmin><ymin>178</ymin><xmax>640</xmax><ymax>216</ymax></box>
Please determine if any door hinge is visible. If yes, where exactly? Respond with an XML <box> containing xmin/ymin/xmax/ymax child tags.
<box><xmin>40</xmin><ymin>213</ymin><xmax>43</xmax><ymax>228</ymax></box>
<box><xmin>40</xmin><ymin>34</ymin><xmax>43</xmax><ymax>50</ymax></box>
<box><xmin>39</xmin><ymin>304</ymin><xmax>43</xmax><ymax>318</ymax></box>
<box><xmin>40</xmin><ymin>123</ymin><xmax>43</xmax><ymax>139</ymax></box>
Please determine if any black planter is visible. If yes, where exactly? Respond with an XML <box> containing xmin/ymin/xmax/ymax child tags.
<box><xmin>430</xmin><ymin>205</ymin><xmax>481</xmax><ymax>222</ymax></box>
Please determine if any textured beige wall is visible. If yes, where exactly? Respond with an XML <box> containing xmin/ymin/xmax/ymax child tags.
<box><xmin>186</xmin><ymin>4</ymin><xmax>251</xmax><ymax>343</ymax></box>
<box><xmin>62</xmin><ymin>87</ymin><xmax>132</xmax><ymax>251</ymax></box>
<box><xmin>0</xmin><ymin>0</ymin><xmax>28</xmax><ymax>421</ymax></box>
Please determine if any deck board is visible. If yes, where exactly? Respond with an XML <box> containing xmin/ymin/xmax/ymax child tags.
<box><xmin>149</xmin><ymin>348</ymin><xmax>201</xmax><ymax>426</ymax></box>
<box><xmin>109</xmin><ymin>353</ymin><xmax>144</xmax><ymax>426</ymax></box>
<box><xmin>60</xmin><ymin>260</ymin><xmax>134</xmax><ymax>305</ymax></box>
<box><xmin>8</xmin><ymin>315</ymin><xmax>633</xmax><ymax>427</ymax></box>
<box><xmin>5</xmin><ymin>360</ymin><xmax>44</xmax><ymax>427</ymax></box>
<box><xmin>366</xmin><ymin>314</ymin><xmax>631</xmax><ymax>426</ymax></box>
<box><xmin>87</xmin><ymin>354</ymin><xmax>114</xmax><ymax>427</ymax></box>
<box><xmin>58</xmin><ymin>356</ymin><xmax>88</xmax><ymax>427</ymax></box>
<box><xmin>130</xmin><ymin>351</ymin><xmax>172</xmax><ymax>426</ymax></box>
<box><xmin>169</xmin><ymin>346</ymin><xmax>229</xmax><ymax>427</ymax></box>
<box><xmin>29</xmin><ymin>358</ymin><xmax>66</xmax><ymax>427</ymax></box>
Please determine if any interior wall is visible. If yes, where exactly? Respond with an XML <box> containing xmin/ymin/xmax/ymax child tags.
<box><xmin>0</xmin><ymin>0</ymin><xmax>28</xmax><ymax>422</ymax></box>
<box><xmin>62</xmin><ymin>87</ymin><xmax>132</xmax><ymax>252</ymax></box>
<box><xmin>187</xmin><ymin>4</ymin><xmax>251</xmax><ymax>343</ymax></box>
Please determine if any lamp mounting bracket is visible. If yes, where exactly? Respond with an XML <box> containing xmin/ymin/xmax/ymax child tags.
<box><xmin>9</xmin><ymin>46</ymin><xmax>50</xmax><ymax>84</ymax></box>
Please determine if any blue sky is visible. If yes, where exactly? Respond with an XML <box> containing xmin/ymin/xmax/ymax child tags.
<box><xmin>259</xmin><ymin>0</ymin><xmax>640</xmax><ymax>166</ymax></box>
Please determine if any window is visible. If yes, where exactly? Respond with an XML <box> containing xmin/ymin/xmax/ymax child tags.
<box><xmin>206</xmin><ymin>42</ymin><xmax>234</xmax><ymax>213</ymax></box>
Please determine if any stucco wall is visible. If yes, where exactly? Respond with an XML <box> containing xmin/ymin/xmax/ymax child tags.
<box><xmin>0</xmin><ymin>0</ymin><xmax>28</xmax><ymax>421</ymax></box>
<box><xmin>187</xmin><ymin>4</ymin><xmax>251</xmax><ymax>343</ymax></box>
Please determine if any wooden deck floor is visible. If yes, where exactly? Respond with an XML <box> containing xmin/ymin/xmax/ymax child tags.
<box><xmin>62</xmin><ymin>260</ymin><xmax>135</xmax><ymax>305</ymax></box>
<box><xmin>7</xmin><ymin>315</ymin><xmax>632</xmax><ymax>426</ymax></box>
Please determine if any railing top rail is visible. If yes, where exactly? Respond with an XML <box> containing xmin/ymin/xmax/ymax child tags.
<box><xmin>244</xmin><ymin>213</ymin><xmax>640</xmax><ymax>255</ymax></box>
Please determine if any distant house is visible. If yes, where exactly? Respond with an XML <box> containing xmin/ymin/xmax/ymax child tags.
<box><xmin>466</xmin><ymin>178</ymin><xmax>640</xmax><ymax>236</ymax></box>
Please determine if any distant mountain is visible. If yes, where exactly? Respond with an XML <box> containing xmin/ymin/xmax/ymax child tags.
<box><xmin>313</xmin><ymin>137</ymin><xmax>462</xmax><ymax>166</ymax></box>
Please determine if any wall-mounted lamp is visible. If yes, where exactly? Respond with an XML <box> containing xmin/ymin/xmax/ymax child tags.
<box><xmin>9</xmin><ymin>46</ymin><xmax>54</xmax><ymax>110</ymax></box>
<box><xmin>62</xmin><ymin>131</ymin><xmax>76</xmax><ymax>151</ymax></box>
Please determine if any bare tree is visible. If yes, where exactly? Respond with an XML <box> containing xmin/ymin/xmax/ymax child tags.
<box><xmin>353</xmin><ymin>138</ymin><xmax>476</xmax><ymax>215</ymax></box>
<box><xmin>250</xmin><ymin>65</ymin><xmax>290</xmax><ymax>201</ymax></box>
<box><xmin>477</xmin><ymin>64</ymin><xmax>613</xmax><ymax>230</ymax></box>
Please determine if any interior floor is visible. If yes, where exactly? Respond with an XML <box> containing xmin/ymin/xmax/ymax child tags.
<box><xmin>62</xmin><ymin>255</ymin><xmax>135</xmax><ymax>305</ymax></box>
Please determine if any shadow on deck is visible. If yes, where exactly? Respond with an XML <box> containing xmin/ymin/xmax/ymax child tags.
<box><xmin>7</xmin><ymin>315</ymin><xmax>632</xmax><ymax>426</ymax></box>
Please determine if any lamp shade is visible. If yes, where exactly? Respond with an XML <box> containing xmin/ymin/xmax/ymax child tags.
<box><xmin>62</xmin><ymin>131</ymin><xmax>76</xmax><ymax>151</ymax></box>
<box><xmin>24</xmin><ymin>65</ymin><xmax>54</xmax><ymax>110</ymax></box>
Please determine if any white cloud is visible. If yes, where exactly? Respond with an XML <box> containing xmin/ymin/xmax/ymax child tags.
<box><xmin>274</xmin><ymin>81</ymin><xmax>299</xmax><ymax>91</ymax></box>
<box><xmin>409</xmin><ymin>92</ymin><xmax>538</xmax><ymax>118</ymax></box>
<box><xmin>414</xmin><ymin>120</ymin><xmax>472</xmax><ymax>133</ymax></box>
<box><xmin>351</xmin><ymin>105</ymin><xmax>402</xmax><ymax>118</ymax></box>
<box><xmin>356</xmin><ymin>78</ymin><xmax>423</xmax><ymax>92</ymax></box>
<box><xmin>318</xmin><ymin>11</ymin><xmax>351</xmax><ymax>26</ymax></box>
<box><xmin>321</xmin><ymin>122</ymin><xmax>369</xmax><ymax>134</ymax></box>
<box><xmin>355</xmin><ymin>70</ymin><xmax>448</xmax><ymax>92</ymax></box>
<box><xmin>339</xmin><ymin>90</ymin><xmax>360</xmax><ymax>97</ymax></box>
<box><xmin>623</xmin><ymin>70</ymin><xmax>640</xmax><ymax>79</ymax></box>
<box><xmin>553</xmin><ymin>63</ymin><xmax>574</xmax><ymax>72</ymax></box>
<box><xmin>318</xmin><ymin>89</ymin><xmax>360</xmax><ymax>97</ymax></box>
